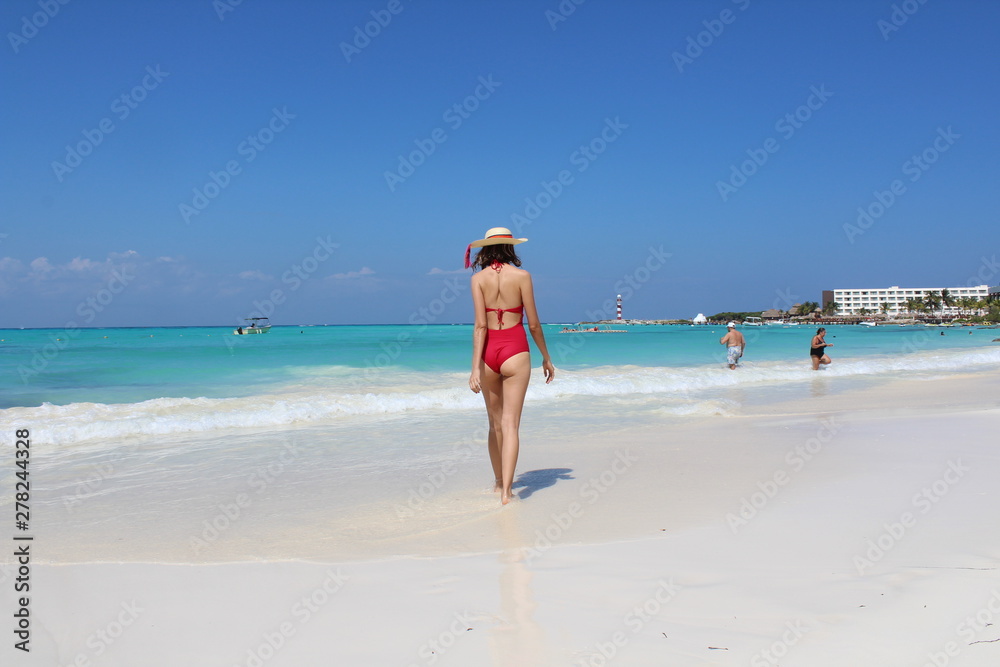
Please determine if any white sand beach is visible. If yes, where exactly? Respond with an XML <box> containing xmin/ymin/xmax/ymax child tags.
<box><xmin>6</xmin><ymin>371</ymin><xmax>1000</xmax><ymax>666</ymax></box>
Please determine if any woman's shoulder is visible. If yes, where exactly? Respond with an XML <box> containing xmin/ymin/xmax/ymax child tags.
<box><xmin>510</xmin><ymin>265</ymin><xmax>531</xmax><ymax>277</ymax></box>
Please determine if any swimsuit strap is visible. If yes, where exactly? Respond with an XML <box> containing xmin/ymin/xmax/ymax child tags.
<box><xmin>485</xmin><ymin>305</ymin><xmax>523</xmax><ymax>329</ymax></box>
<box><xmin>490</xmin><ymin>261</ymin><xmax>504</xmax><ymax>272</ymax></box>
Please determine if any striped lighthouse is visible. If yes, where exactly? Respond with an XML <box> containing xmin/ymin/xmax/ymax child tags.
<box><xmin>616</xmin><ymin>294</ymin><xmax>622</xmax><ymax>321</ymax></box>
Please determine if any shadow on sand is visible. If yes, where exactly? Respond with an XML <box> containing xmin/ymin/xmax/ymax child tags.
<box><xmin>512</xmin><ymin>468</ymin><xmax>574</xmax><ymax>500</ymax></box>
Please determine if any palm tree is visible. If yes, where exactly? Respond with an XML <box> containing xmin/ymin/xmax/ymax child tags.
<box><xmin>798</xmin><ymin>301</ymin><xmax>819</xmax><ymax>318</ymax></box>
<box><xmin>976</xmin><ymin>297</ymin><xmax>996</xmax><ymax>321</ymax></box>
<box><xmin>879</xmin><ymin>301</ymin><xmax>891</xmax><ymax>319</ymax></box>
<box><xmin>923</xmin><ymin>291</ymin><xmax>942</xmax><ymax>320</ymax></box>
<box><xmin>858</xmin><ymin>307</ymin><xmax>870</xmax><ymax>318</ymax></box>
<box><xmin>903</xmin><ymin>298</ymin><xmax>921</xmax><ymax>317</ymax></box>
<box><xmin>940</xmin><ymin>289</ymin><xmax>956</xmax><ymax>318</ymax></box>
<box><xmin>989</xmin><ymin>302</ymin><xmax>1000</xmax><ymax>323</ymax></box>
<box><xmin>956</xmin><ymin>296</ymin><xmax>976</xmax><ymax>319</ymax></box>
<box><xmin>822</xmin><ymin>301</ymin><xmax>840</xmax><ymax>316</ymax></box>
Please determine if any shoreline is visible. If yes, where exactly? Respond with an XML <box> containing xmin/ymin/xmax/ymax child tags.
<box><xmin>6</xmin><ymin>370</ymin><xmax>1000</xmax><ymax>664</ymax></box>
<box><xmin>9</xmin><ymin>349</ymin><xmax>998</xmax><ymax>456</ymax></box>
<box><xmin>16</xmin><ymin>371</ymin><xmax>1000</xmax><ymax>565</ymax></box>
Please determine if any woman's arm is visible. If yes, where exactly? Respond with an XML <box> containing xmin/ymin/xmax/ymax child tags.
<box><xmin>469</xmin><ymin>275</ymin><xmax>487</xmax><ymax>393</ymax></box>
<box><xmin>520</xmin><ymin>272</ymin><xmax>555</xmax><ymax>383</ymax></box>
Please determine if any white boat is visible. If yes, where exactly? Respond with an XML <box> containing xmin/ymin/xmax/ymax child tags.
<box><xmin>859</xmin><ymin>321</ymin><xmax>877</xmax><ymax>327</ymax></box>
<box><xmin>743</xmin><ymin>317</ymin><xmax>763</xmax><ymax>326</ymax></box>
<box><xmin>234</xmin><ymin>317</ymin><xmax>272</xmax><ymax>335</ymax></box>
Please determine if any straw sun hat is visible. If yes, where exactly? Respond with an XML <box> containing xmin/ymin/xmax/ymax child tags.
<box><xmin>464</xmin><ymin>227</ymin><xmax>528</xmax><ymax>268</ymax></box>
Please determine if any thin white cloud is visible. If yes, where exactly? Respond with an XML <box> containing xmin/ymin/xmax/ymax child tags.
<box><xmin>4</xmin><ymin>251</ymin><xmax>184</xmax><ymax>295</ymax></box>
<box><xmin>17</xmin><ymin>253</ymin><xmax>146</xmax><ymax>279</ymax></box>
<box><xmin>29</xmin><ymin>257</ymin><xmax>54</xmax><ymax>273</ymax></box>
<box><xmin>427</xmin><ymin>267</ymin><xmax>466</xmax><ymax>275</ymax></box>
<box><xmin>238</xmin><ymin>270</ymin><xmax>273</xmax><ymax>281</ymax></box>
<box><xmin>0</xmin><ymin>257</ymin><xmax>24</xmax><ymax>295</ymax></box>
<box><xmin>67</xmin><ymin>257</ymin><xmax>101</xmax><ymax>271</ymax></box>
<box><xmin>330</xmin><ymin>266</ymin><xmax>375</xmax><ymax>280</ymax></box>
<box><xmin>0</xmin><ymin>257</ymin><xmax>24</xmax><ymax>272</ymax></box>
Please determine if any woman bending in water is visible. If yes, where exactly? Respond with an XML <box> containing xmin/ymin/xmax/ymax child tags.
<box><xmin>466</xmin><ymin>227</ymin><xmax>555</xmax><ymax>505</ymax></box>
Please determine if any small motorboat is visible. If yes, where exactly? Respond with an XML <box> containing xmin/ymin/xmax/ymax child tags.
<box><xmin>234</xmin><ymin>317</ymin><xmax>272</xmax><ymax>335</ymax></box>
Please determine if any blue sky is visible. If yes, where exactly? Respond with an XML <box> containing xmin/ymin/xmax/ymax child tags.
<box><xmin>2</xmin><ymin>0</ymin><xmax>998</xmax><ymax>327</ymax></box>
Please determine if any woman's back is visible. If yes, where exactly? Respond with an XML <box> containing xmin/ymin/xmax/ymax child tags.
<box><xmin>475</xmin><ymin>263</ymin><xmax>526</xmax><ymax>329</ymax></box>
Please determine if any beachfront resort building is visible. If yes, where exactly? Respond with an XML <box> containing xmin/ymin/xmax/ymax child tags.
<box><xmin>823</xmin><ymin>285</ymin><xmax>995</xmax><ymax>317</ymax></box>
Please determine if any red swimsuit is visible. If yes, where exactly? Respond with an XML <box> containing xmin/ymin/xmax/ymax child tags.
<box><xmin>482</xmin><ymin>263</ymin><xmax>529</xmax><ymax>373</ymax></box>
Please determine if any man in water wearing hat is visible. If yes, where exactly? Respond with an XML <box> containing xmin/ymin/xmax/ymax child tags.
<box><xmin>719</xmin><ymin>322</ymin><xmax>746</xmax><ymax>370</ymax></box>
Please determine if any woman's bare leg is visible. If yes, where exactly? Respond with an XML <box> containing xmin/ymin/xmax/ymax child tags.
<box><xmin>497</xmin><ymin>352</ymin><xmax>531</xmax><ymax>504</ymax></box>
<box><xmin>479</xmin><ymin>361</ymin><xmax>504</xmax><ymax>490</ymax></box>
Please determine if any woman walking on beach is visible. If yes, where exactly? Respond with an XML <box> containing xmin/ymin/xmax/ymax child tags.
<box><xmin>810</xmin><ymin>327</ymin><xmax>833</xmax><ymax>370</ymax></box>
<box><xmin>466</xmin><ymin>227</ymin><xmax>555</xmax><ymax>505</ymax></box>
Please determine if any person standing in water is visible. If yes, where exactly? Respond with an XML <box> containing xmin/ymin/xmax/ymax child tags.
<box><xmin>810</xmin><ymin>327</ymin><xmax>834</xmax><ymax>370</ymax></box>
<box><xmin>466</xmin><ymin>227</ymin><xmax>555</xmax><ymax>505</ymax></box>
<box><xmin>719</xmin><ymin>321</ymin><xmax>746</xmax><ymax>370</ymax></box>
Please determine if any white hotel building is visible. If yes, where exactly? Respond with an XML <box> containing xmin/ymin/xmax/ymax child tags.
<box><xmin>824</xmin><ymin>285</ymin><xmax>997</xmax><ymax>316</ymax></box>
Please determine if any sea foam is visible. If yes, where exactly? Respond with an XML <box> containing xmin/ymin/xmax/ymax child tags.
<box><xmin>8</xmin><ymin>346</ymin><xmax>999</xmax><ymax>447</ymax></box>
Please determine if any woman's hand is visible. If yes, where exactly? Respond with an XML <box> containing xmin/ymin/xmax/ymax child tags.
<box><xmin>469</xmin><ymin>369</ymin><xmax>482</xmax><ymax>394</ymax></box>
<box><xmin>542</xmin><ymin>359</ymin><xmax>556</xmax><ymax>384</ymax></box>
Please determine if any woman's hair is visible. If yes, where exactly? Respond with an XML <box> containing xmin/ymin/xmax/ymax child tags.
<box><xmin>816</xmin><ymin>327</ymin><xmax>826</xmax><ymax>335</ymax></box>
<box><xmin>472</xmin><ymin>244</ymin><xmax>522</xmax><ymax>271</ymax></box>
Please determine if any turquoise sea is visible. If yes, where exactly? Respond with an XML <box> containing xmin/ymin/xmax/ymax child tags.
<box><xmin>4</xmin><ymin>322</ymin><xmax>999</xmax><ymax>408</ymax></box>
<box><xmin>2</xmin><ymin>323</ymin><xmax>998</xmax><ymax>562</ymax></box>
